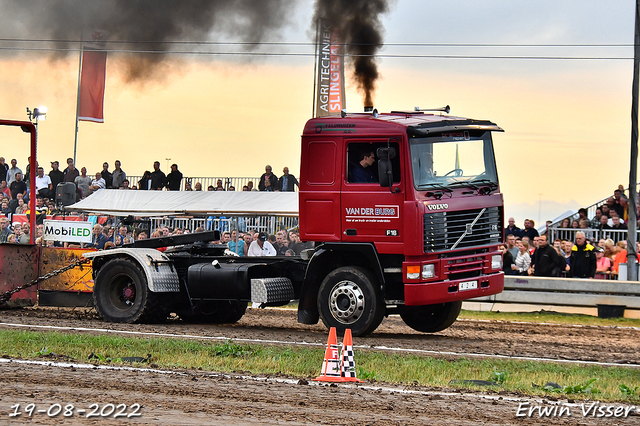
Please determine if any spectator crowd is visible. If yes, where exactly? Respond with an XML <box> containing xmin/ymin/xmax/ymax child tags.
<box><xmin>79</xmin><ymin>221</ymin><xmax>312</xmax><ymax>259</ymax></box>
<box><xmin>0</xmin><ymin>157</ymin><xmax>299</xmax><ymax>209</ymax></box>
<box><xmin>0</xmin><ymin>156</ymin><xmax>304</xmax><ymax>253</ymax></box>
<box><xmin>502</xmin><ymin>185</ymin><xmax>640</xmax><ymax>279</ymax></box>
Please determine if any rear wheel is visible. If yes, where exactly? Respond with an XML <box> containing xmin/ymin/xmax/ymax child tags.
<box><xmin>317</xmin><ymin>266</ymin><xmax>384</xmax><ymax>337</ymax></box>
<box><xmin>400</xmin><ymin>301</ymin><xmax>462</xmax><ymax>333</ymax></box>
<box><xmin>179</xmin><ymin>301</ymin><xmax>248</xmax><ymax>324</ymax></box>
<box><xmin>93</xmin><ymin>258</ymin><xmax>169</xmax><ymax>323</ymax></box>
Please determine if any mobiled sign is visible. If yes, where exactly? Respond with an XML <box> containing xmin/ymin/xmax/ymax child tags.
<box><xmin>43</xmin><ymin>220</ymin><xmax>93</xmax><ymax>243</ymax></box>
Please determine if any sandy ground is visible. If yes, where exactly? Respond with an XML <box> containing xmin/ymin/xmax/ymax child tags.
<box><xmin>0</xmin><ymin>307</ymin><xmax>639</xmax><ymax>425</ymax></box>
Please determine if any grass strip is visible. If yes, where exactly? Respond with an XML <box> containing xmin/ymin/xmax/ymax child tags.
<box><xmin>0</xmin><ymin>329</ymin><xmax>638</xmax><ymax>402</ymax></box>
<box><xmin>458</xmin><ymin>309</ymin><xmax>640</xmax><ymax>328</ymax></box>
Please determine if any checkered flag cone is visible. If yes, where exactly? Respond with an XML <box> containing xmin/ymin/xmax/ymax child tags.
<box><xmin>342</xmin><ymin>347</ymin><xmax>357</xmax><ymax>377</ymax></box>
<box><xmin>341</xmin><ymin>329</ymin><xmax>364</xmax><ymax>383</ymax></box>
<box><xmin>313</xmin><ymin>327</ymin><xmax>347</xmax><ymax>382</ymax></box>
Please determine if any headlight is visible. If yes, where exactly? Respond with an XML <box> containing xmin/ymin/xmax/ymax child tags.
<box><xmin>491</xmin><ymin>254</ymin><xmax>502</xmax><ymax>270</ymax></box>
<box><xmin>422</xmin><ymin>264</ymin><xmax>435</xmax><ymax>279</ymax></box>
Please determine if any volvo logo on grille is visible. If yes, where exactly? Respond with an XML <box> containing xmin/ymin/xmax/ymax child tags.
<box><xmin>427</xmin><ymin>203</ymin><xmax>449</xmax><ymax>211</ymax></box>
<box><xmin>466</xmin><ymin>223</ymin><xmax>473</xmax><ymax>234</ymax></box>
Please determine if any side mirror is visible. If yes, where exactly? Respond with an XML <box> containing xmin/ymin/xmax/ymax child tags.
<box><xmin>377</xmin><ymin>147</ymin><xmax>396</xmax><ymax>160</ymax></box>
<box><xmin>376</xmin><ymin>147</ymin><xmax>396</xmax><ymax>189</ymax></box>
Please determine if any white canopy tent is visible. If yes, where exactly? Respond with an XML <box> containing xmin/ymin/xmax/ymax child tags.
<box><xmin>67</xmin><ymin>190</ymin><xmax>299</xmax><ymax>217</ymax></box>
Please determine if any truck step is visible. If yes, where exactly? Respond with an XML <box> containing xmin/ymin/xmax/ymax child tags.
<box><xmin>251</xmin><ymin>278</ymin><xmax>294</xmax><ymax>306</ymax></box>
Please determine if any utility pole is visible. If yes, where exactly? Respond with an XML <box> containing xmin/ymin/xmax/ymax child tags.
<box><xmin>626</xmin><ymin>0</ymin><xmax>640</xmax><ymax>281</ymax></box>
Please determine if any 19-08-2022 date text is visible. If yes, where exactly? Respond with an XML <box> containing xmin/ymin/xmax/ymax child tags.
<box><xmin>8</xmin><ymin>402</ymin><xmax>142</xmax><ymax>419</ymax></box>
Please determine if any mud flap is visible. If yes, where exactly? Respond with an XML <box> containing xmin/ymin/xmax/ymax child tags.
<box><xmin>84</xmin><ymin>248</ymin><xmax>180</xmax><ymax>292</ymax></box>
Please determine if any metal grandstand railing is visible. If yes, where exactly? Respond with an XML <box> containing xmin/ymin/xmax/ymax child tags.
<box><xmin>547</xmin><ymin>227</ymin><xmax>629</xmax><ymax>280</ymax></box>
<box><xmin>547</xmin><ymin>185</ymin><xmax>640</xmax><ymax>229</ymax></box>
<box><xmin>548</xmin><ymin>227</ymin><xmax>630</xmax><ymax>245</ymax></box>
<box><xmin>127</xmin><ymin>176</ymin><xmax>298</xmax><ymax>192</ymax></box>
<box><xmin>150</xmin><ymin>215</ymin><xmax>299</xmax><ymax>235</ymax></box>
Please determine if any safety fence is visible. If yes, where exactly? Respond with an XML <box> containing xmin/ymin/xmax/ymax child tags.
<box><xmin>127</xmin><ymin>176</ymin><xmax>298</xmax><ymax>192</ymax></box>
<box><xmin>149</xmin><ymin>215</ymin><xmax>299</xmax><ymax>235</ymax></box>
<box><xmin>548</xmin><ymin>227</ymin><xmax>631</xmax><ymax>244</ymax></box>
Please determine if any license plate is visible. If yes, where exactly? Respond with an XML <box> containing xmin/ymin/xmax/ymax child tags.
<box><xmin>459</xmin><ymin>280</ymin><xmax>478</xmax><ymax>291</ymax></box>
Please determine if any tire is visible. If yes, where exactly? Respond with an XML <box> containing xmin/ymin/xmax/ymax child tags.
<box><xmin>317</xmin><ymin>266</ymin><xmax>384</xmax><ymax>337</ymax></box>
<box><xmin>400</xmin><ymin>301</ymin><xmax>462</xmax><ymax>333</ymax></box>
<box><xmin>93</xmin><ymin>258</ymin><xmax>169</xmax><ymax>323</ymax></box>
<box><xmin>179</xmin><ymin>301</ymin><xmax>248</xmax><ymax>324</ymax></box>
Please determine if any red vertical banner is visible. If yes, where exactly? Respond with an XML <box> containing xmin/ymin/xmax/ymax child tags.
<box><xmin>78</xmin><ymin>50</ymin><xmax>107</xmax><ymax>123</ymax></box>
<box><xmin>315</xmin><ymin>19</ymin><xmax>346</xmax><ymax>117</ymax></box>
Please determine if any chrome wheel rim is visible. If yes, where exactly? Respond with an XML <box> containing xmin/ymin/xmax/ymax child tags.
<box><xmin>328</xmin><ymin>280</ymin><xmax>365</xmax><ymax>324</ymax></box>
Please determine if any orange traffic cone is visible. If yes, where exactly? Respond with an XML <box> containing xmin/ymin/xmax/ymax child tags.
<box><xmin>340</xmin><ymin>328</ymin><xmax>363</xmax><ymax>382</ymax></box>
<box><xmin>313</xmin><ymin>327</ymin><xmax>346</xmax><ymax>382</ymax></box>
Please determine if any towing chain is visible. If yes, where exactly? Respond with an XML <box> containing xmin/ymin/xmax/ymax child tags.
<box><xmin>0</xmin><ymin>257</ymin><xmax>91</xmax><ymax>305</ymax></box>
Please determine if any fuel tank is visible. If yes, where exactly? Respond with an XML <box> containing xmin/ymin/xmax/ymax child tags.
<box><xmin>186</xmin><ymin>262</ymin><xmax>252</xmax><ymax>300</ymax></box>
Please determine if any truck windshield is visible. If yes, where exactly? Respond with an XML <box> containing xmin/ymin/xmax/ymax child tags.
<box><xmin>410</xmin><ymin>132</ymin><xmax>498</xmax><ymax>190</ymax></box>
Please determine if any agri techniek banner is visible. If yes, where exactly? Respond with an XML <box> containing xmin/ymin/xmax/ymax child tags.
<box><xmin>315</xmin><ymin>19</ymin><xmax>346</xmax><ymax>117</ymax></box>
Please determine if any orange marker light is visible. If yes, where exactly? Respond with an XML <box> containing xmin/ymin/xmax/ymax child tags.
<box><xmin>406</xmin><ymin>265</ymin><xmax>420</xmax><ymax>280</ymax></box>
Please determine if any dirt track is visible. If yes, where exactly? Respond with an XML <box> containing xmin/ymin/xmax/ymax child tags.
<box><xmin>1</xmin><ymin>307</ymin><xmax>639</xmax><ymax>365</ymax></box>
<box><xmin>1</xmin><ymin>307</ymin><xmax>639</xmax><ymax>425</ymax></box>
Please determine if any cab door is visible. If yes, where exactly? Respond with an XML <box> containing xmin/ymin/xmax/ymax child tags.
<box><xmin>340</xmin><ymin>139</ymin><xmax>404</xmax><ymax>249</ymax></box>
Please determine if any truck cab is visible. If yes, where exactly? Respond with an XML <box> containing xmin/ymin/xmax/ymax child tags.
<box><xmin>298</xmin><ymin>109</ymin><xmax>504</xmax><ymax>335</ymax></box>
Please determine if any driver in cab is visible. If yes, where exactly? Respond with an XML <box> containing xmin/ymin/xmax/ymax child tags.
<box><xmin>352</xmin><ymin>149</ymin><xmax>377</xmax><ymax>183</ymax></box>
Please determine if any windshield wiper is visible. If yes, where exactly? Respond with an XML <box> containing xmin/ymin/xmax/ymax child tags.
<box><xmin>445</xmin><ymin>179</ymin><xmax>498</xmax><ymax>195</ymax></box>
<box><xmin>417</xmin><ymin>183</ymin><xmax>452</xmax><ymax>199</ymax></box>
<box><xmin>446</xmin><ymin>180</ymin><xmax>475</xmax><ymax>188</ymax></box>
<box><xmin>417</xmin><ymin>182</ymin><xmax>450</xmax><ymax>190</ymax></box>
<box><xmin>470</xmin><ymin>178</ymin><xmax>498</xmax><ymax>188</ymax></box>
<box><xmin>470</xmin><ymin>179</ymin><xmax>499</xmax><ymax>194</ymax></box>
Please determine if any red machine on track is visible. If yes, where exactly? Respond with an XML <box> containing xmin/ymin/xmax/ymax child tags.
<box><xmin>296</xmin><ymin>108</ymin><xmax>505</xmax><ymax>335</ymax></box>
<box><xmin>2</xmin><ymin>109</ymin><xmax>505</xmax><ymax>336</ymax></box>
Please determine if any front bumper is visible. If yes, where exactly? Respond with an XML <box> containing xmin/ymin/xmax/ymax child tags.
<box><xmin>403</xmin><ymin>272</ymin><xmax>504</xmax><ymax>306</ymax></box>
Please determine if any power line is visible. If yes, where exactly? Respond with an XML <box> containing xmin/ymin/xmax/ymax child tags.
<box><xmin>0</xmin><ymin>46</ymin><xmax>632</xmax><ymax>60</ymax></box>
<box><xmin>0</xmin><ymin>37</ymin><xmax>633</xmax><ymax>60</ymax></box>
<box><xmin>0</xmin><ymin>38</ymin><xmax>634</xmax><ymax>48</ymax></box>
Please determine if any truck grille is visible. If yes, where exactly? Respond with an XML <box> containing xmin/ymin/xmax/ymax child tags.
<box><xmin>424</xmin><ymin>207</ymin><xmax>502</xmax><ymax>252</ymax></box>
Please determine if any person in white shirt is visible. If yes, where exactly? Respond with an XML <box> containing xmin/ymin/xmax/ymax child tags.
<box><xmin>35</xmin><ymin>166</ymin><xmax>52</xmax><ymax>198</ymax></box>
<box><xmin>247</xmin><ymin>232</ymin><xmax>276</xmax><ymax>256</ymax></box>
<box><xmin>89</xmin><ymin>172</ymin><xmax>106</xmax><ymax>195</ymax></box>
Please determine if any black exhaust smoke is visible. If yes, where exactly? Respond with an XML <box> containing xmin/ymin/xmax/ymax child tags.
<box><xmin>1</xmin><ymin>0</ymin><xmax>390</xmax><ymax>96</ymax></box>
<box><xmin>313</xmin><ymin>0</ymin><xmax>389</xmax><ymax>108</ymax></box>
<box><xmin>0</xmin><ymin>0</ymin><xmax>296</xmax><ymax>81</ymax></box>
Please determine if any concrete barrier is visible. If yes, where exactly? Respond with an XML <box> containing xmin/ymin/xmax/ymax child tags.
<box><xmin>470</xmin><ymin>275</ymin><xmax>640</xmax><ymax>317</ymax></box>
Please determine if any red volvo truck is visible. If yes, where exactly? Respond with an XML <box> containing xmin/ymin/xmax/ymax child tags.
<box><xmin>296</xmin><ymin>108</ymin><xmax>504</xmax><ymax>335</ymax></box>
<box><xmin>78</xmin><ymin>108</ymin><xmax>505</xmax><ymax>337</ymax></box>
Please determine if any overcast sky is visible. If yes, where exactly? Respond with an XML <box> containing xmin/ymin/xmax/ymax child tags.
<box><xmin>0</xmin><ymin>0</ymin><xmax>638</xmax><ymax>224</ymax></box>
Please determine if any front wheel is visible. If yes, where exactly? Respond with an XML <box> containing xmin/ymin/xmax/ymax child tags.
<box><xmin>317</xmin><ymin>266</ymin><xmax>384</xmax><ymax>337</ymax></box>
<box><xmin>400</xmin><ymin>301</ymin><xmax>462</xmax><ymax>333</ymax></box>
<box><xmin>93</xmin><ymin>258</ymin><xmax>169</xmax><ymax>323</ymax></box>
